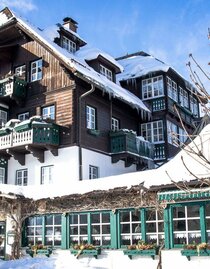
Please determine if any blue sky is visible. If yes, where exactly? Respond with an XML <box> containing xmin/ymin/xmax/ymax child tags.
<box><xmin>1</xmin><ymin>0</ymin><xmax>209</xmax><ymax>87</ymax></box>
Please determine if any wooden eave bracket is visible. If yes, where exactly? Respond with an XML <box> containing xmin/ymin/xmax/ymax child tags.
<box><xmin>6</xmin><ymin>149</ymin><xmax>25</xmax><ymax>166</ymax></box>
<box><xmin>45</xmin><ymin>145</ymin><xmax>58</xmax><ymax>157</ymax></box>
<box><xmin>25</xmin><ymin>145</ymin><xmax>44</xmax><ymax>163</ymax></box>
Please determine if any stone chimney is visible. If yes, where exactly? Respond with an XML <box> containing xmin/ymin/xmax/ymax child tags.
<box><xmin>63</xmin><ymin>17</ymin><xmax>78</xmax><ymax>33</ymax></box>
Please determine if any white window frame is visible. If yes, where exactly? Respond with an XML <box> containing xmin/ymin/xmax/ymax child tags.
<box><xmin>45</xmin><ymin>215</ymin><xmax>62</xmax><ymax>246</ymax></box>
<box><xmin>18</xmin><ymin>112</ymin><xmax>29</xmax><ymax>122</ymax></box>
<box><xmin>15</xmin><ymin>64</ymin><xmax>26</xmax><ymax>80</ymax></box>
<box><xmin>70</xmin><ymin>213</ymin><xmax>88</xmax><ymax>244</ymax></box>
<box><xmin>167</xmin><ymin>120</ymin><xmax>178</xmax><ymax>146</ymax></box>
<box><xmin>86</xmin><ymin>105</ymin><xmax>96</xmax><ymax>130</ymax></box>
<box><xmin>31</xmin><ymin>59</ymin><xmax>42</xmax><ymax>82</ymax></box>
<box><xmin>141</xmin><ymin>120</ymin><xmax>164</xmax><ymax>143</ymax></box>
<box><xmin>0</xmin><ymin>110</ymin><xmax>7</xmax><ymax>127</ymax></box>
<box><xmin>42</xmin><ymin>105</ymin><xmax>55</xmax><ymax>120</ymax></box>
<box><xmin>120</xmin><ymin>210</ymin><xmax>141</xmax><ymax>246</ymax></box>
<box><xmin>179</xmin><ymin>127</ymin><xmax>187</xmax><ymax>145</ymax></box>
<box><xmin>89</xmin><ymin>165</ymin><xmax>99</xmax><ymax>179</ymax></box>
<box><xmin>16</xmin><ymin>169</ymin><xmax>28</xmax><ymax>186</ymax></box>
<box><xmin>100</xmin><ymin>65</ymin><xmax>113</xmax><ymax>81</ymax></box>
<box><xmin>173</xmin><ymin>205</ymin><xmax>201</xmax><ymax>245</ymax></box>
<box><xmin>190</xmin><ymin>95</ymin><xmax>198</xmax><ymax>116</ymax></box>
<box><xmin>142</xmin><ymin>76</ymin><xmax>164</xmax><ymax>100</ymax></box>
<box><xmin>26</xmin><ymin>216</ymin><xmax>43</xmax><ymax>246</ymax></box>
<box><xmin>0</xmin><ymin>168</ymin><xmax>5</xmax><ymax>184</ymax></box>
<box><xmin>62</xmin><ymin>36</ymin><xmax>76</xmax><ymax>53</ymax></box>
<box><xmin>41</xmin><ymin>166</ymin><xmax>53</xmax><ymax>184</ymax></box>
<box><xmin>179</xmin><ymin>87</ymin><xmax>189</xmax><ymax>108</ymax></box>
<box><xmin>146</xmin><ymin>210</ymin><xmax>164</xmax><ymax>245</ymax></box>
<box><xmin>91</xmin><ymin>212</ymin><xmax>111</xmax><ymax>246</ymax></box>
<box><xmin>111</xmin><ymin>117</ymin><xmax>119</xmax><ymax>131</ymax></box>
<box><xmin>167</xmin><ymin>77</ymin><xmax>177</xmax><ymax>102</ymax></box>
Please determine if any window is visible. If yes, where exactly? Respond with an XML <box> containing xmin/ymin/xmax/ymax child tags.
<box><xmin>16</xmin><ymin>169</ymin><xmax>28</xmax><ymax>186</ymax></box>
<box><xmin>26</xmin><ymin>215</ymin><xmax>62</xmax><ymax>247</ymax></box>
<box><xmin>141</xmin><ymin>120</ymin><xmax>164</xmax><ymax>143</ymax></box>
<box><xmin>0</xmin><ymin>168</ymin><xmax>5</xmax><ymax>184</ymax></box>
<box><xmin>146</xmin><ymin>210</ymin><xmax>164</xmax><ymax>245</ymax></box>
<box><xmin>172</xmin><ymin>205</ymin><xmax>201</xmax><ymax>245</ymax></box>
<box><xmin>167</xmin><ymin>121</ymin><xmax>178</xmax><ymax>146</ymax></box>
<box><xmin>0</xmin><ymin>110</ymin><xmax>7</xmax><ymax>127</ymax></box>
<box><xmin>41</xmin><ymin>166</ymin><xmax>53</xmax><ymax>184</ymax></box>
<box><xmin>91</xmin><ymin>213</ymin><xmax>111</xmax><ymax>246</ymax></box>
<box><xmin>142</xmin><ymin>76</ymin><xmax>164</xmax><ymax>99</ymax></box>
<box><xmin>167</xmin><ymin>77</ymin><xmax>177</xmax><ymax>102</ymax></box>
<box><xmin>190</xmin><ymin>95</ymin><xmax>199</xmax><ymax>116</ymax></box>
<box><xmin>17</xmin><ymin>112</ymin><xmax>29</xmax><ymax>121</ymax></box>
<box><xmin>26</xmin><ymin>216</ymin><xmax>43</xmax><ymax>246</ymax></box>
<box><xmin>62</xmin><ymin>36</ymin><xmax>76</xmax><ymax>53</ymax></box>
<box><xmin>86</xmin><ymin>105</ymin><xmax>96</xmax><ymax>129</ymax></box>
<box><xmin>15</xmin><ymin>65</ymin><xmax>26</xmax><ymax>80</ymax></box>
<box><xmin>42</xmin><ymin>105</ymin><xmax>55</xmax><ymax>120</ymax></box>
<box><xmin>89</xmin><ymin>165</ymin><xmax>99</xmax><ymax>179</ymax></box>
<box><xmin>69</xmin><ymin>212</ymin><xmax>111</xmax><ymax>247</ymax></box>
<box><xmin>111</xmin><ymin>117</ymin><xmax>119</xmax><ymax>131</ymax></box>
<box><xmin>179</xmin><ymin>127</ymin><xmax>187</xmax><ymax>145</ymax></box>
<box><xmin>100</xmin><ymin>65</ymin><xmax>113</xmax><ymax>81</ymax></box>
<box><xmin>179</xmin><ymin>87</ymin><xmax>189</xmax><ymax>108</ymax></box>
<box><xmin>120</xmin><ymin>210</ymin><xmax>141</xmax><ymax>246</ymax></box>
<box><xmin>31</xmin><ymin>59</ymin><xmax>42</xmax><ymax>82</ymax></box>
<box><xmin>45</xmin><ymin>215</ymin><xmax>62</xmax><ymax>246</ymax></box>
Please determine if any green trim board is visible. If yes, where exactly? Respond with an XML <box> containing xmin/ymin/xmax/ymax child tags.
<box><xmin>158</xmin><ymin>188</ymin><xmax>210</xmax><ymax>201</ymax></box>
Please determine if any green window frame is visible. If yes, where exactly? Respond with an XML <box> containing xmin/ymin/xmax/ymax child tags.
<box><xmin>69</xmin><ymin>211</ymin><xmax>113</xmax><ymax>248</ymax></box>
<box><xmin>167</xmin><ymin>201</ymin><xmax>209</xmax><ymax>248</ymax></box>
<box><xmin>25</xmin><ymin>214</ymin><xmax>62</xmax><ymax>247</ymax></box>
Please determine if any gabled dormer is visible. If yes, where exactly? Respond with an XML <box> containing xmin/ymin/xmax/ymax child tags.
<box><xmin>57</xmin><ymin>17</ymin><xmax>86</xmax><ymax>54</ymax></box>
<box><xmin>77</xmin><ymin>47</ymin><xmax>123</xmax><ymax>83</ymax></box>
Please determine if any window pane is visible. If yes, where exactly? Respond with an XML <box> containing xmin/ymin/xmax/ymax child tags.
<box><xmin>46</xmin><ymin>215</ymin><xmax>53</xmax><ymax>225</ymax></box>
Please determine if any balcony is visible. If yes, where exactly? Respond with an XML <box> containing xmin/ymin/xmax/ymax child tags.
<box><xmin>0</xmin><ymin>119</ymin><xmax>59</xmax><ymax>165</ymax></box>
<box><xmin>110</xmin><ymin>130</ymin><xmax>154</xmax><ymax>168</ymax></box>
<box><xmin>0</xmin><ymin>75</ymin><xmax>27</xmax><ymax>105</ymax></box>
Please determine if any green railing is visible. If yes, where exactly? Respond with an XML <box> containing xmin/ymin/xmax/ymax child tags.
<box><xmin>0</xmin><ymin>75</ymin><xmax>27</xmax><ymax>99</ymax></box>
<box><xmin>110</xmin><ymin>130</ymin><xmax>154</xmax><ymax>159</ymax></box>
<box><xmin>154</xmin><ymin>144</ymin><xmax>165</xmax><ymax>160</ymax></box>
<box><xmin>32</xmin><ymin>123</ymin><xmax>59</xmax><ymax>145</ymax></box>
<box><xmin>152</xmin><ymin>97</ymin><xmax>166</xmax><ymax>112</ymax></box>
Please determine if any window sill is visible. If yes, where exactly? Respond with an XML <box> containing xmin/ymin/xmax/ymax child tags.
<box><xmin>87</xmin><ymin>129</ymin><xmax>100</xmax><ymax>136</ymax></box>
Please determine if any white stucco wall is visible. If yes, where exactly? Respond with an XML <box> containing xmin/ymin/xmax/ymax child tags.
<box><xmin>82</xmin><ymin>148</ymin><xmax>137</xmax><ymax>179</ymax></box>
<box><xmin>7</xmin><ymin>146</ymin><xmax>137</xmax><ymax>185</ymax></box>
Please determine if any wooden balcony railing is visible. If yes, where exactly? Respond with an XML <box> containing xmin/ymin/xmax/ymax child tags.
<box><xmin>110</xmin><ymin>130</ymin><xmax>154</xmax><ymax>160</ymax></box>
<box><xmin>0</xmin><ymin>75</ymin><xmax>27</xmax><ymax>103</ymax></box>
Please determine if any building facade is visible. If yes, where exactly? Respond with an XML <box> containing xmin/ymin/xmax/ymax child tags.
<box><xmin>117</xmin><ymin>52</ymin><xmax>200</xmax><ymax>166</ymax></box>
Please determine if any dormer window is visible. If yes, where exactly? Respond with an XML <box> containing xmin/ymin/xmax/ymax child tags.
<box><xmin>100</xmin><ymin>65</ymin><xmax>113</xmax><ymax>81</ymax></box>
<box><xmin>62</xmin><ymin>36</ymin><xmax>76</xmax><ymax>53</ymax></box>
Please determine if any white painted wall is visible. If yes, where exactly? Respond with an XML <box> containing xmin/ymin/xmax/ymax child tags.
<box><xmin>82</xmin><ymin>148</ymin><xmax>137</xmax><ymax>179</ymax></box>
<box><xmin>7</xmin><ymin>147</ymin><xmax>80</xmax><ymax>185</ymax></box>
<box><xmin>21</xmin><ymin>249</ymin><xmax>210</xmax><ymax>269</ymax></box>
<box><xmin>7</xmin><ymin>146</ymin><xmax>137</xmax><ymax>185</ymax></box>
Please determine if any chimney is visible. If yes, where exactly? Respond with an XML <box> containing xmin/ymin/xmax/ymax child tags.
<box><xmin>63</xmin><ymin>17</ymin><xmax>78</xmax><ymax>33</ymax></box>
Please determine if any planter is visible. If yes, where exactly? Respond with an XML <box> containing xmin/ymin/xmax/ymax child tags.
<box><xmin>70</xmin><ymin>248</ymin><xmax>101</xmax><ymax>259</ymax></box>
<box><xmin>181</xmin><ymin>249</ymin><xmax>210</xmax><ymax>261</ymax></box>
<box><xmin>123</xmin><ymin>248</ymin><xmax>158</xmax><ymax>260</ymax></box>
<box><xmin>87</xmin><ymin>129</ymin><xmax>100</xmax><ymax>136</ymax></box>
<box><xmin>26</xmin><ymin>248</ymin><xmax>52</xmax><ymax>257</ymax></box>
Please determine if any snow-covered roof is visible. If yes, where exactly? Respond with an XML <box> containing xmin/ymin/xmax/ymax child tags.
<box><xmin>0</xmin><ymin>123</ymin><xmax>209</xmax><ymax>201</ymax></box>
<box><xmin>117</xmin><ymin>55</ymin><xmax>170</xmax><ymax>81</ymax></box>
<box><xmin>117</xmin><ymin>54</ymin><xmax>198</xmax><ymax>93</ymax></box>
<box><xmin>0</xmin><ymin>8</ymin><xmax>147</xmax><ymax>113</ymax></box>
<box><xmin>76</xmin><ymin>45</ymin><xmax>123</xmax><ymax>72</ymax></box>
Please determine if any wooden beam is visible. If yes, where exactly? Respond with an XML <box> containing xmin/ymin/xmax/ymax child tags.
<box><xmin>6</xmin><ymin>149</ymin><xmax>25</xmax><ymax>165</ymax></box>
<box><xmin>25</xmin><ymin>145</ymin><xmax>44</xmax><ymax>163</ymax></box>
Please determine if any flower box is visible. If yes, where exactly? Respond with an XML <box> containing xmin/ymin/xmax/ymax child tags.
<box><xmin>70</xmin><ymin>248</ymin><xmax>101</xmax><ymax>259</ymax></box>
<box><xmin>181</xmin><ymin>249</ymin><xmax>210</xmax><ymax>261</ymax></box>
<box><xmin>26</xmin><ymin>248</ymin><xmax>52</xmax><ymax>257</ymax></box>
<box><xmin>87</xmin><ymin>129</ymin><xmax>100</xmax><ymax>136</ymax></box>
<box><xmin>123</xmin><ymin>248</ymin><xmax>158</xmax><ymax>260</ymax></box>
